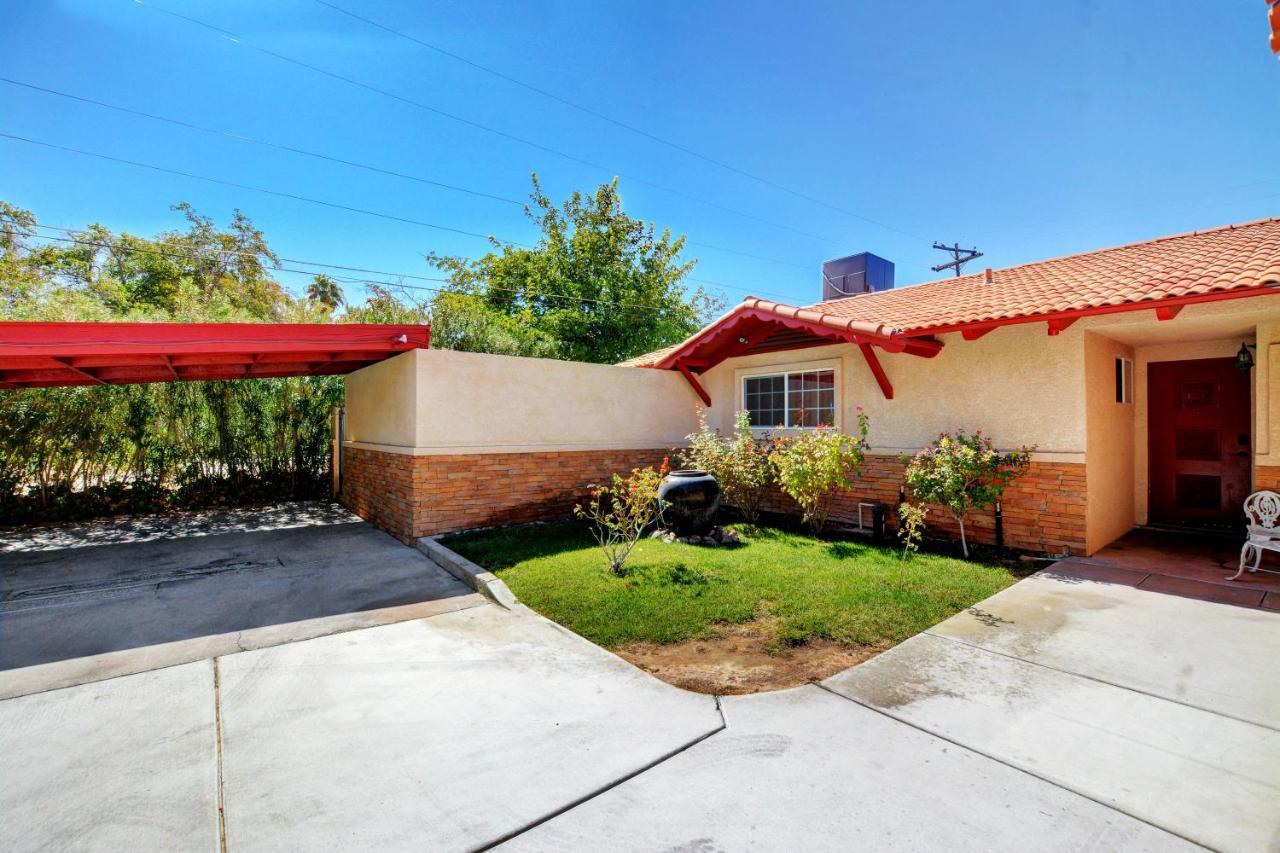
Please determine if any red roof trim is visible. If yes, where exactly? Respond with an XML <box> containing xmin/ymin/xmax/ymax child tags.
<box><xmin>652</xmin><ymin>297</ymin><xmax>942</xmax><ymax>373</ymax></box>
<box><xmin>0</xmin><ymin>322</ymin><xmax>430</xmax><ymax>388</ymax></box>
<box><xmin>893</xmin><ymin>286</ymin><xmax>1280</xmax><ymax>340</ymax></box>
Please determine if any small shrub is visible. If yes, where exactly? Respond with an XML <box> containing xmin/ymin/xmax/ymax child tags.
<box><xmin>902</xmin><ymin>429</ymin><xmax>1032</xmax><ymax>558</ymax></box>
<box><xmin>897</xmin><ymin>502</ymin><xmax>928</xmax><ymax>577</ymax></box>
<box><xmin>574</xmin><ymin>466</ymin><xmax>662</xmax><ymax>576</ymax></box>
<box><xmin>681</xmin><ymin>410</ymin><xmax>773</xmax><ymax>522</ymax></box>
<box><xmin>769</xmin><ymin>409</ymin><xmax>870</xmax><ymax>534</ymax></box>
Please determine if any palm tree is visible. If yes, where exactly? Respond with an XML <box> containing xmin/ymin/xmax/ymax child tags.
<box><xmin>306</xmin><ymin>274</ymin><xmax>344</xmax><ymax>309</ymax></box>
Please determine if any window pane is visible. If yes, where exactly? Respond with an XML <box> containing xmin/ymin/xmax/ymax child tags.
<box><xmin>744</xmin><ymin>375</ymin><xmax>787</xmax><ymax>427</ymax></box>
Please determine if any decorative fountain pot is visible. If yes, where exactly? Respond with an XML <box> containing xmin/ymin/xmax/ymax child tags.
<box><xmin>657</xmin><ymin>469</ymin><xmax>721</xmax><ymax>536</ymax></box>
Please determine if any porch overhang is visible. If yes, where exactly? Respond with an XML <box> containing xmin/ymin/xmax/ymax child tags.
<box><xmin>651</xmin><ymin>297</ymin><xmax>943</xmax><ymax>403</ymax></box>
<box><xmin>0</xmin><ymin>321</ymin><xmax>431</xmax><ymax>388</ymax></box>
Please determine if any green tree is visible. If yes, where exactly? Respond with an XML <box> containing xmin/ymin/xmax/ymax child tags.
<box><xmin>306</xmin><ymin>273</ymin><xmax>344</xmax><ymax>310</ymax></box>
<box><xmin>427</xmin><ymin>174</ymin><xmax>721</xmax><ymax>364</ymax></box>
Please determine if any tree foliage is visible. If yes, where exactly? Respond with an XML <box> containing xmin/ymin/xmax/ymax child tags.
<box><xmin>0</xmin><ymin>201</ymin><xmax>394</xmax><ymax>522</ymax></box>
<box><xmin>427</xmin><ymin>174</ymin><xmax>722</xmax><ymax>364</ymax></box>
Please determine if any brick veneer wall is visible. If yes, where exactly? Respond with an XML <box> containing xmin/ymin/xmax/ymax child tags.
<box><xmin>343</xmin><ymin>445</ymin><xmax>1088</xmax><ymax>554</ymax></box>
<box><xmin>341</xmin><ymin>445</ymin><xmax>672</xmax><ymax>542</ymax></box>
<box><xmin>1255</xmin><ymin>465</ymin><xmax>1280</xmax><ymax>492</ymax></box>
<box><xmin>758</xmin><ymin>453</ymin><xmax>1088</xmax><ymax>554</ymax></box>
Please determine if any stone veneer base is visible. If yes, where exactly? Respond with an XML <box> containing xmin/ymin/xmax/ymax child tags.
<box><xmin>340</xmin><ymin>446</ymin><xmax>1089</xmax><ymax>554</ymax></box>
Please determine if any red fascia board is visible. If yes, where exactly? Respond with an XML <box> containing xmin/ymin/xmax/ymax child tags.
<box><xmin>893</xmin><ymin>287</ymin><xmax>1280</xmax><ymax>341</ymax></box>
<box><xmin>0</xmin><ymin>322</ymin><xmax>430</xmax><ymax>359</ymax></box>
<box><xmin>655</xmin><ymin>302</ymin><xmax>940</xmax><ymax>373</ymax></box>
<box><xmin>0</xmin><ymin>322</ymin><xmax>429</xmax><ymax>388</ymax></box>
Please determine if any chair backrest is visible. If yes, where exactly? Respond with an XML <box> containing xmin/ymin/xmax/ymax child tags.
<box><xmin>1243</xmin><ymin>490</ymin><xmax>1280</xmax><ymax>530</ymax></box>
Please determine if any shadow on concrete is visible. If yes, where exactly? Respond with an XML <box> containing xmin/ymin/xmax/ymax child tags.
<box><xmin>0</xmin><ymin>507</ymin><xmax>476</xmax><ymax>672</ymax></box>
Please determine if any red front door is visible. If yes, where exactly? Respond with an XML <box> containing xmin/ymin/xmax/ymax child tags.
<box><xmin>1148</xmin><ymin>357</ymin><xmax>1251</xmax><ymax>526</ymax></box>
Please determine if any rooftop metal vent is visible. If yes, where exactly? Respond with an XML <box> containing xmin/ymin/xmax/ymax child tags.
<box><xmin>821</xmin><ymin>252</ymin><xmax>894</xmax><ymax>301</ymax></box>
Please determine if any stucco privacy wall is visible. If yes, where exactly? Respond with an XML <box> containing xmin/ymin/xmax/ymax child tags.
<box><xmin>341</xmin><ymin>349</ymin><xmax>701</xmax><ymax>539</ymax></box>
<box><xmin>345</xmin><ymin>348</ymin><xmax>700</xmax><ymax>454</ymax></box>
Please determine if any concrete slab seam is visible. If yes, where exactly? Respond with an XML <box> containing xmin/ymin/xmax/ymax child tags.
<box><xmin>0</xmin><ymin>597</ymin><xmax>489</xmax><ymax>702</ymax></box>
<box><xmin>810</xmin><ymin>682</ymin><xmax>1212</xmax><ymax>851</ymax></box>
<box><xmin>213</xmin><ymin>657</ymin><xmax>228</xmax><ymax>853</ymax></box>
<box><xmin>922</xmin><ymin>629</ymin><xmax>1280</xmax><ymax>734</ymax></box>
<box><xmin>473</xmin><ymin>695</ymin><xmax>728</xmax><ymax>853</ymax></box>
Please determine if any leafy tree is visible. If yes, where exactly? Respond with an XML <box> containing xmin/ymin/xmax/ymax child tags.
<box><xmin>306</xmin><ymin>273</ymin><xmax>344</xmax><ymax>310</ymax></box>
<box><xmin>428</xmin><ymin>174</ymin><xmax>722</xmax><ymax>364</ymax></box>
<box><xmin>902</xmin><ymin>430</ymin><xmax>1032</xmax><ymax>558</ymax></box>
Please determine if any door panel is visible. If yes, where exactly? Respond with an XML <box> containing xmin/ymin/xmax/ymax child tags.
<box><xmin>1148</xmin><ymin>358</ymin><xmax>1251</xmax><ymax>526</ymax></box>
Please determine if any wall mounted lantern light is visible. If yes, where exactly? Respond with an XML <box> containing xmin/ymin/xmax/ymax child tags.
<box><xmin>1237</xmin><ymin>342</ymin><xmax>1257</xmax><ymax>372</ymax></box>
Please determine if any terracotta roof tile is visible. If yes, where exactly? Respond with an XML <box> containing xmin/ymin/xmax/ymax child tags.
<box><xmin>814</xmin><ymin>217</ymin><xmax>1280</xmax><ymax>333</ymax></box>
<box><xmin>620</xmin><ymin>217</ymin><xmax>1280</xmax><ymax>367</ymax></box>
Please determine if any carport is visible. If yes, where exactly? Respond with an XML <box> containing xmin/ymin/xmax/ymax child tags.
<box><xmin>0</xmin><ymin>320</ymin><xmax>444</xmax><ymax>694</ymax></box>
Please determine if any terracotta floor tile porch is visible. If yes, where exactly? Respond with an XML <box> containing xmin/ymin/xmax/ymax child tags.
<box><xmin>1054</xmin><ymin>527</ymin><xmax>1280</xmax><ymax>611</ymax></box>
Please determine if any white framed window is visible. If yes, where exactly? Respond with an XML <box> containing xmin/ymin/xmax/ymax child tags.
<box><xmin>1115</xmin><ymin>356</ymin><xmax>1134</xmax><ymax>404</ymax></box>
<box><xmin>741</xmin><ymin>367</ymin><xmax>837</xmax><ymax>429</ymax></box>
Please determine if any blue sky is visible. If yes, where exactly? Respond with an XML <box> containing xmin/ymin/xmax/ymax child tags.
<box><xmin>2</xmin><ymin>0</ymin><xmax>1277</xmax><ymax>308</ymax></box>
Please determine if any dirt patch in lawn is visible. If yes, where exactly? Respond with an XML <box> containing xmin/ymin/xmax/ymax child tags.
<box><xmin>616</xmin><ymin>621</ymin><xmax>888</xmax><ymax>695</ymax></box>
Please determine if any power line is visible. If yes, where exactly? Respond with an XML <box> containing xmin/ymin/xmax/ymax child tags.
<box><xmin>0</xmin><ymin>77</ymin><xmax>527</xmax><ymax>208</ymax></box>
<box><xmin>30</xmin><ymin>212</ymin><xmax>797</xmax><ymax>305</ymax></box>
<box><xmin>311</xmin><ymin>0</ymin><xmax>929</xmax><ymax>241</ymax></box>
<box><xmin>134</xmin><ymin>0</ymin><xmax>853</xmax><ymax>253</ymax></box>
<box><xmin>22</xmin><ymin>227</ymin><xmax>723</xmax><ymax>316</ymax></box>
<box><xmin>0</xmin><ymin>132</ymin><xmax>519</xmax><ymax>245</ymax></box>
<box><xmin>1</xmin><ymin>129</ymin><xmax>812</xmax><ymax>271</ymax></box>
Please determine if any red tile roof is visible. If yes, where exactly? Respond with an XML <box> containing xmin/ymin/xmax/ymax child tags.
<box><xmin>622</xmin><ymin>217</ymin><xmax>1280</xmax><ymax>368</ymax></box>
<box><xmin>814</xmin><ymin>217</ymin><xmax>1280</xmax><ymax>334</ymax></box>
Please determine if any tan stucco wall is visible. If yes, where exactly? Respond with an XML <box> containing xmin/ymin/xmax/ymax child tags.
<box><xmin>343</xmin><ymin>349</ymin><xmax>419</xmax><ymax>451</ymax></box>
<box><xmin>697</xmin><ymin>322</ymin><xmax>1088</xmax><ymax>460</ymax></box>
<box><xmin>1083</xmin><ymin>332</ymin><xmax>1135</xmax><ymax>553</ymax></box>
<box><xmin>1254</xmin><ymin>319</ymin><xmax>1280</xmax><ymax>466</ymax></box>
<box><xmin>344</xmin><ymin>348</ymin><xmax>702</xmax><ymax>455</ymax></box>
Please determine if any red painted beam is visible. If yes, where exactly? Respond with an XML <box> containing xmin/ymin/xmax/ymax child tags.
<box><xmin>898</xmin><ymin>287</ymin><xmax>1280</xmax><ymax>341</ymax></box>
<box><xmin>1155</xmin><ymin>304</ymin><xmax>1183</xmax><ymax>321</ymax></box>
<box><xmin>677</xmin><ymin>362</ymin><xmax>712</xmax><ymax>407</ymax></box>
<box><xmin>858</xmin><ymin>343</ymin><xmax>894</xmax><ymax>400</ymax></box>
<box><xmin>962</xmin><ymin>328</ymin><xmax>993</xmax><ymax>341</ymax></box>
<box><xmin>1046</xmin><ymin>317</ymin><xmax>1078</xmax><ymax>336</ymax></box>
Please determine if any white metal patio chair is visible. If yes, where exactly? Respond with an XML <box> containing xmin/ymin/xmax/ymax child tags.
<box><xmin>1230</xmin><ymin>490</ymin><xmax>1280</xmax><ymax>581</ymax></box>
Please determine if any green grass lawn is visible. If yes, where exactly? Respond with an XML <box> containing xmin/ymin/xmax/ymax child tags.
<box><xmin>444</xmin><ymin>522</ymin><xmax>1019</xmax><ymax>650</ymax></box>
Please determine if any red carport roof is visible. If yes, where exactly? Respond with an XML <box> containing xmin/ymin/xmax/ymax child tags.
<box><xmin>0</xmin><ymin>322</ymin><xmax>430</xmax><ymax>388</ymax></box>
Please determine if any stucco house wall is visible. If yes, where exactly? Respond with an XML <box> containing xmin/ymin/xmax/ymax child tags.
<box><xmin>338</xmin><ymin>298</ymin><xmax>1280</xmax><ymax>555</ymax></box>
<box><xmin>1083</xmin><ymin>332</ymin><xmax>1136</xmax><ymax>554</ymax></box>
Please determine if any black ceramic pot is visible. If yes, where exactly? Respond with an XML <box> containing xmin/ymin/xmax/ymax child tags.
<box><xmin>658</xmin><ymin>470</ymin><xmax>721</xmax><ymax>535</ymax></box>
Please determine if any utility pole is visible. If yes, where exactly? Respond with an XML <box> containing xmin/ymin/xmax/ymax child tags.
<box><xmin>931</xmin><ymin>242</ymin><xmax>983</xmax><ymax>277</ymax></box>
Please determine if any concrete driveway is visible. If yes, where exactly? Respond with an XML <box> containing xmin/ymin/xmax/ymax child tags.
<box><xmin>1</xmin><ymin>518</ymin><xmax>1276</xmax><ymax>851</ymax></box>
